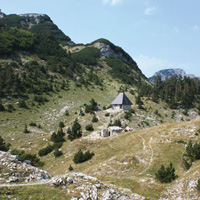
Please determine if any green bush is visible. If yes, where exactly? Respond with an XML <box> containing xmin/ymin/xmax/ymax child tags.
<box><xmin>85</xmin><ymin>124</ymin><xmax>94</xmax><ymax>132</ymax></box>
<box><xmin>29</xmin><ymin>122</ymin><xmax>37</xmax><ymax>126</ymax></box>
<box><xmin>59</xmin><ymin>121</ymin><xmax>65</xmax><ymax>129</ymax></box>
<box><xmin>92</xmin><ymin>114</ymin><xmax>98</xmax><ymax>123</ymax></box>
<box><xmin>54</xmin><ymin>149</ymin><xmax>63</xmax><ymax>157</ymax></box>
<box><xmin>71</xmin><ymin>47</ymin><xmax>100</xmax><ymax>66</ymax></box>
<box><xmin>73</xmin><ymin>149</ymin><xmax>94</xmax><ymax>164</ymax></box>
<box><xmin>18</xmin><ymin>99</ymin><xmax>28</xmax><ymax>108</ymax></box>
<box><xmin>50</xmin><ymin>130</ymin><xmax>65</xmax><ymax>143</ymax></box>
<box><xmin>34</xmin><ymin>95</ymin><xmax>48</xmax><ymax>103</ymax></box>
<box><xmin>0</xmin><ymin>27</ymin><xmax>35</xmax><ymax>55</ymax></box>
<box><xmin>0</xmin><ymin>101</ymin><xmax>5</xmax><ymax>111</ymax></box>
<box><xmin>130</xmin><ymin>89</ymin><xmax>135</xmax><ymax>95</ymax></box>
<box><xmin>24</xmin><ymin>124</ymin><xmax>30</xmax><ymax>134</ymax></box>
<box><xmin>52</xmin><ymin>142</ymin><xmax>63</xmax><ymax>150</ymax></box>
<box><xmin>80</xmin><ymin>109</ymin><xmax>85</xmax><ymax>116</ymax></box>
<box><xmin>11</xmin><ymin>149</ymin><xmax>44</xmax><ymax>167</ymax></box>
<box><xmin>184</xmin><ymin>140</ymin><xmax>200</xmax><ymax>162</ymax></box>
<box><xmin>68</xmin><ymin>119</ymin><xmax>82</xmax><ymax>141</ymax></box>
<box><xmin>65</xmin><ymin>110</ymin><xmax>69</xmax><ymax>116</ymax></box>
<box><xmin>85</xmin><ymin>99</ymin><xmax>98</xmax><ymax>113</ymax></box>
<box><xmin>106</xmin><ymin>57</ymin><xmax>138</xmax><ymax>85</ymax></box>
<box><xmin>182</xmin><ymin>158</ymin><xmax>192</xmax><ymax>170</ymax></box>
<box><xmin>124</xmin><ymin>112</ymin><xmax>132</xmax><ymax>120</ymax></box>
<box><xmin>68</xmin><ymin>164</ymin><xmax>73</xmax><ymax>171</ymax></box>
<box><xmin>6</xmin><ymin>104</ymin><xmax>15</xmax><ymax>112</ymax></box>
<box><xmin>197</xmin><ymin>179</ymin><xmax>200</xmax><ymax>191</ymax></box>
<box><xmin>155</xmin><ymin>163</ymin><xmax>177</xmax><ymax>183</ymax></box>
<box><xmin>112</xmin><ymin>119</ymin><xmax>122</xmax><ymax>127</ymax></box>
<box><xmin>105</xmin><ymin>113</ymin><xmax>110</xmax><ymax>117</ymax></box>
<box><xmin>38</xmin><ymin>145</ymin><xmax>53</xmax><ymax>157</ymax></box>
<box><xmin>11</xmin><ymin>149</ymin><xmax>25</xmax><ymax>156</ymax></box>
<box><xmin>0</xmin><ymin>136</ymin><xmax>10</xmax><ymax>152</ymax></box>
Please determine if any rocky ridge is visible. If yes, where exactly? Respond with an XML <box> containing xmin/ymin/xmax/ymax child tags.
<box><xmin>0</xmin><ymin>150</ymin><xmax>145</xmax><ymax>199</ymax></box>
<box><xmin>149</xmin><ymin>68</ymin><xmax>200</xmax><ymax>83</ymax></box>
<box><xmin>50</xmin><ymin>172</ymin><xmax>145</xmax><ymax>200</ymax></box>
<box><xmin>149</xmin><ymin>68</ymin><xmax>186</xmax><ymax>82</ymax></box>
<box><xmin>0</xmin><ymin>151</ymin><xmax>50</xmax><ymax>184</ymax></box>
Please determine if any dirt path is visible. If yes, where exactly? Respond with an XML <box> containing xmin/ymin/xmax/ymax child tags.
<box><xmin>0</xmin><ymin>180</ymin><xmax>51</xmax><ymax>188</ymax></box>
<box><xmin>139</xmin><ymin>137</ymin><xmax>154</xmax><ymax>175</ymax></box>
<box><xmin>139</xmin><ymin>135</ymin><xmax>147</xmax><ymax>151</ymax></box>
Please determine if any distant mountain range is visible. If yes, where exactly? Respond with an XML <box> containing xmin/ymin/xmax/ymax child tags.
<box><xmin>149</xmin><ymin>68</ymin><xmax>200</xmax><ymax>83</ymax></box>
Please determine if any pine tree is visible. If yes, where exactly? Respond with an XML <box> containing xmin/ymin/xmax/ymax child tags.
<box><xmin>24</xmin><ymin>124</ymin><xmax>30</xmax><ymax>133</ymax></box>
<box><xmin>155</xmin><ymin>163</ymin><xmax>177</xmax><ymax>183</ymax></box>
<box><xmin>197</xmin><ymin>179</ymin><xmax>200</xmax><ymax>191</ymax></box>
<box><xmin>0</xmin><ymin>136</ymin><xmax>10</xmax><ymax>152</ymax></box>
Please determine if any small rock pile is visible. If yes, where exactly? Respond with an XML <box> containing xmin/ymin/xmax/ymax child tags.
<box><xmin>50</xmin><ymin>172</ymin><xmax>145</xmax><ymax>200</ymax></box>
<box><xmin>0</xmin><ymin>151</ymin><xmax>51</xmax><ymax>183</ymax></box>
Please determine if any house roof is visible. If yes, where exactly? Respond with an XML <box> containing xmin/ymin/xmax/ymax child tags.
<box><xmin>111</xmin><ymin>92</ymin><xmax>132</xmax><ymax>105</ymax></box>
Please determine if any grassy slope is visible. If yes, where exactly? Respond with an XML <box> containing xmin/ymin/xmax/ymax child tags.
<box><xmin>0</xmin><ymin>185</ymin><xmax>71</xmax><ymax>200</ymax></box>
<box><xmin>42</xmin><ymin>118</ymin><xmax>200</xmax><ymax>199</ymax></box>
<box><xmin>1</xmin><ymin>50</ymin><xmax>200</xmax><ymax>199</ymax></box>
<box><xmin>1</xmin><ymin>79</ymin><xmax>200</xmax><ymax>199</ymax></box>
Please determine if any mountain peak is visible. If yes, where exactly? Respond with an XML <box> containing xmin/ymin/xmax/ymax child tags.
<box><xmin>19</xmin><ymin>13</ymin><xmax>47</xmax><ymax>18</ymax></box>
<box><xmin>149</xmin><ymin>68</ymin><xmax>186</xmax><ymax>82</ymax></box>
<box><xmin>91</xmin><ymin>38</ymin><xmax>138</xmax><ymax>66</ymax></box>
<box><xmin>0</xmin><ymin>13</ymin><xmax>72</xmax><ymax>45</ymax></box>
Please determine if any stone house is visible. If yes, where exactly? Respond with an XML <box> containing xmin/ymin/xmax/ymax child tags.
<box><xmin>100</xmin><ymin>126</ymin><xmax>123</xmax><ymax>137</ymax></box>
<box><xmin>111</xmin><ymin>92</ymin><xmax>132</xmax><ymax>110</ymax></box>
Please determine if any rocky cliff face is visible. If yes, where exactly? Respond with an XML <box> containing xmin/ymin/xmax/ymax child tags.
<box><xmin>94</xmin><ymin>42</ymin><xmax>129</xmax><ymax>62</ymax></box>
<box><xmin>18</xmin><ymin>13</ymin><xmax>50</xmax><ymax>25</ymax></box>
<box><xmin>91</xmin><ymin>39</ymin><xmax>139</xmax><ymax>66</ymax></box>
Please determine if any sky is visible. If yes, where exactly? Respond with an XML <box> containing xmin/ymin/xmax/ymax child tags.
<box><xmin>1</xmin><ymin>0</ymin><xmax>200</xmax><ymax>77</ymax></box>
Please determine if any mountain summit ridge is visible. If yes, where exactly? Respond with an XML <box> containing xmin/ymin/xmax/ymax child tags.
<box><xmin>149</xmin><ymin>68</ymin><xmax>200</xmax><ymax>83</ymax></box>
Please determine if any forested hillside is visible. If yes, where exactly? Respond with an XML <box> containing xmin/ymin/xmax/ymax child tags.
<box><xmin>0</xmin><ymin>13</ymin><xmax>149</xmax><ymax>112</ymax></box>
<box><xmin>139</xmin><ymin>75</ymin><xmax>200</xmax><ymax>109</ymax></box>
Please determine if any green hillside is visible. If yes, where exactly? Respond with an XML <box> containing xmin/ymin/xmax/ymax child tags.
<box><xmin>0</xmin><ymin>13</ymin><xmax>72</xmax><ymax>45</ymax></box>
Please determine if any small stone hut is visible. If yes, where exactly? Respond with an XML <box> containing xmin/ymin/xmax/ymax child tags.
<box><xmin>100</xmin><ymin>126</ymin><xmax>123</xmax><ymax>137</ymax></box>
<box><xmin>111</xmin><ymin>92</ymin><xmax>132</xmax><ymax>110</ymax></box>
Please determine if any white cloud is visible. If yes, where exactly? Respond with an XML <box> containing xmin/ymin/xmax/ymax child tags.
<box><xmin>144</xmin><ymin>7</ymin><xmax>157</xmax><ymax>15</ymax></box>
<box><xmin>102</xmin><ymin>0</ymin><xmax>123</xmax><ymax>6</ymax></box>
<box><xmin>193</xmin><ymin>25</ymin><xmax>199</xmax><ymax>30</ymax></box>
<box><xmin>133</xmin><ymin>55</ymin><xmax>181</xmax><ymax>77</ymax></box>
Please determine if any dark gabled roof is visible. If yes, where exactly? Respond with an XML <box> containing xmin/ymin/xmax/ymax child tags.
<box><xmin>111</xmin><ymin>92</ymin><xmax>132</xmax><ymax>105</ymax></box>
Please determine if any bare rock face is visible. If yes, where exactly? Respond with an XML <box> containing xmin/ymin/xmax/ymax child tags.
<box><xmin>50</xmin><ymin>172</ymin><xmax>145</xmax><ymax>200</ymax></box>
<box><xmin>159</xmin><ymin>170</ymin><xmax>200</xmax><ymax>200</ymax></box>
<box><xmin>94</xmin><ymin>42</ymin><xmax>128</xmax><ymax>63</ymax></box>
<box><xmin>0</xmin><ymin>151</ymin><xmax>51</xmax><ymax>184</ymax></box>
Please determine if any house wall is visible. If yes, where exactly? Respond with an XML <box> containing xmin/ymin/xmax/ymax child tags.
<box><xmin>122</xmin><ymin>105</ymin><xmax>131</xmax><ymax>110</ymax></box>
<box><xmin>100</xmin><ymin>129</ymin><xmax>110</xmax><ymax>137</ymax></box>
<box><xmin>112</xmin><ymin>105</ymin><xmax>121</xmax><ymax>110</ymax></box>
<box><xmin>111</xmin><ymin>129</ymin><xmax>123</xmax><ymax>135</ymax></box>
<box><xmin>112</xmin><ymin>104</ymin><xmax>131</xmax><ymax>110</ymax></box>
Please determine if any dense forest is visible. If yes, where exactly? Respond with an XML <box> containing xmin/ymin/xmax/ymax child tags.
<box><xmin>0</xmin><ymin>26</ymin><xmax>80</xmax><ymax>98</ymax></box>
<box><xmin>139</xmin><ymin>75</ymin><xmax>200</xmax><ymax>109</ymax></box>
